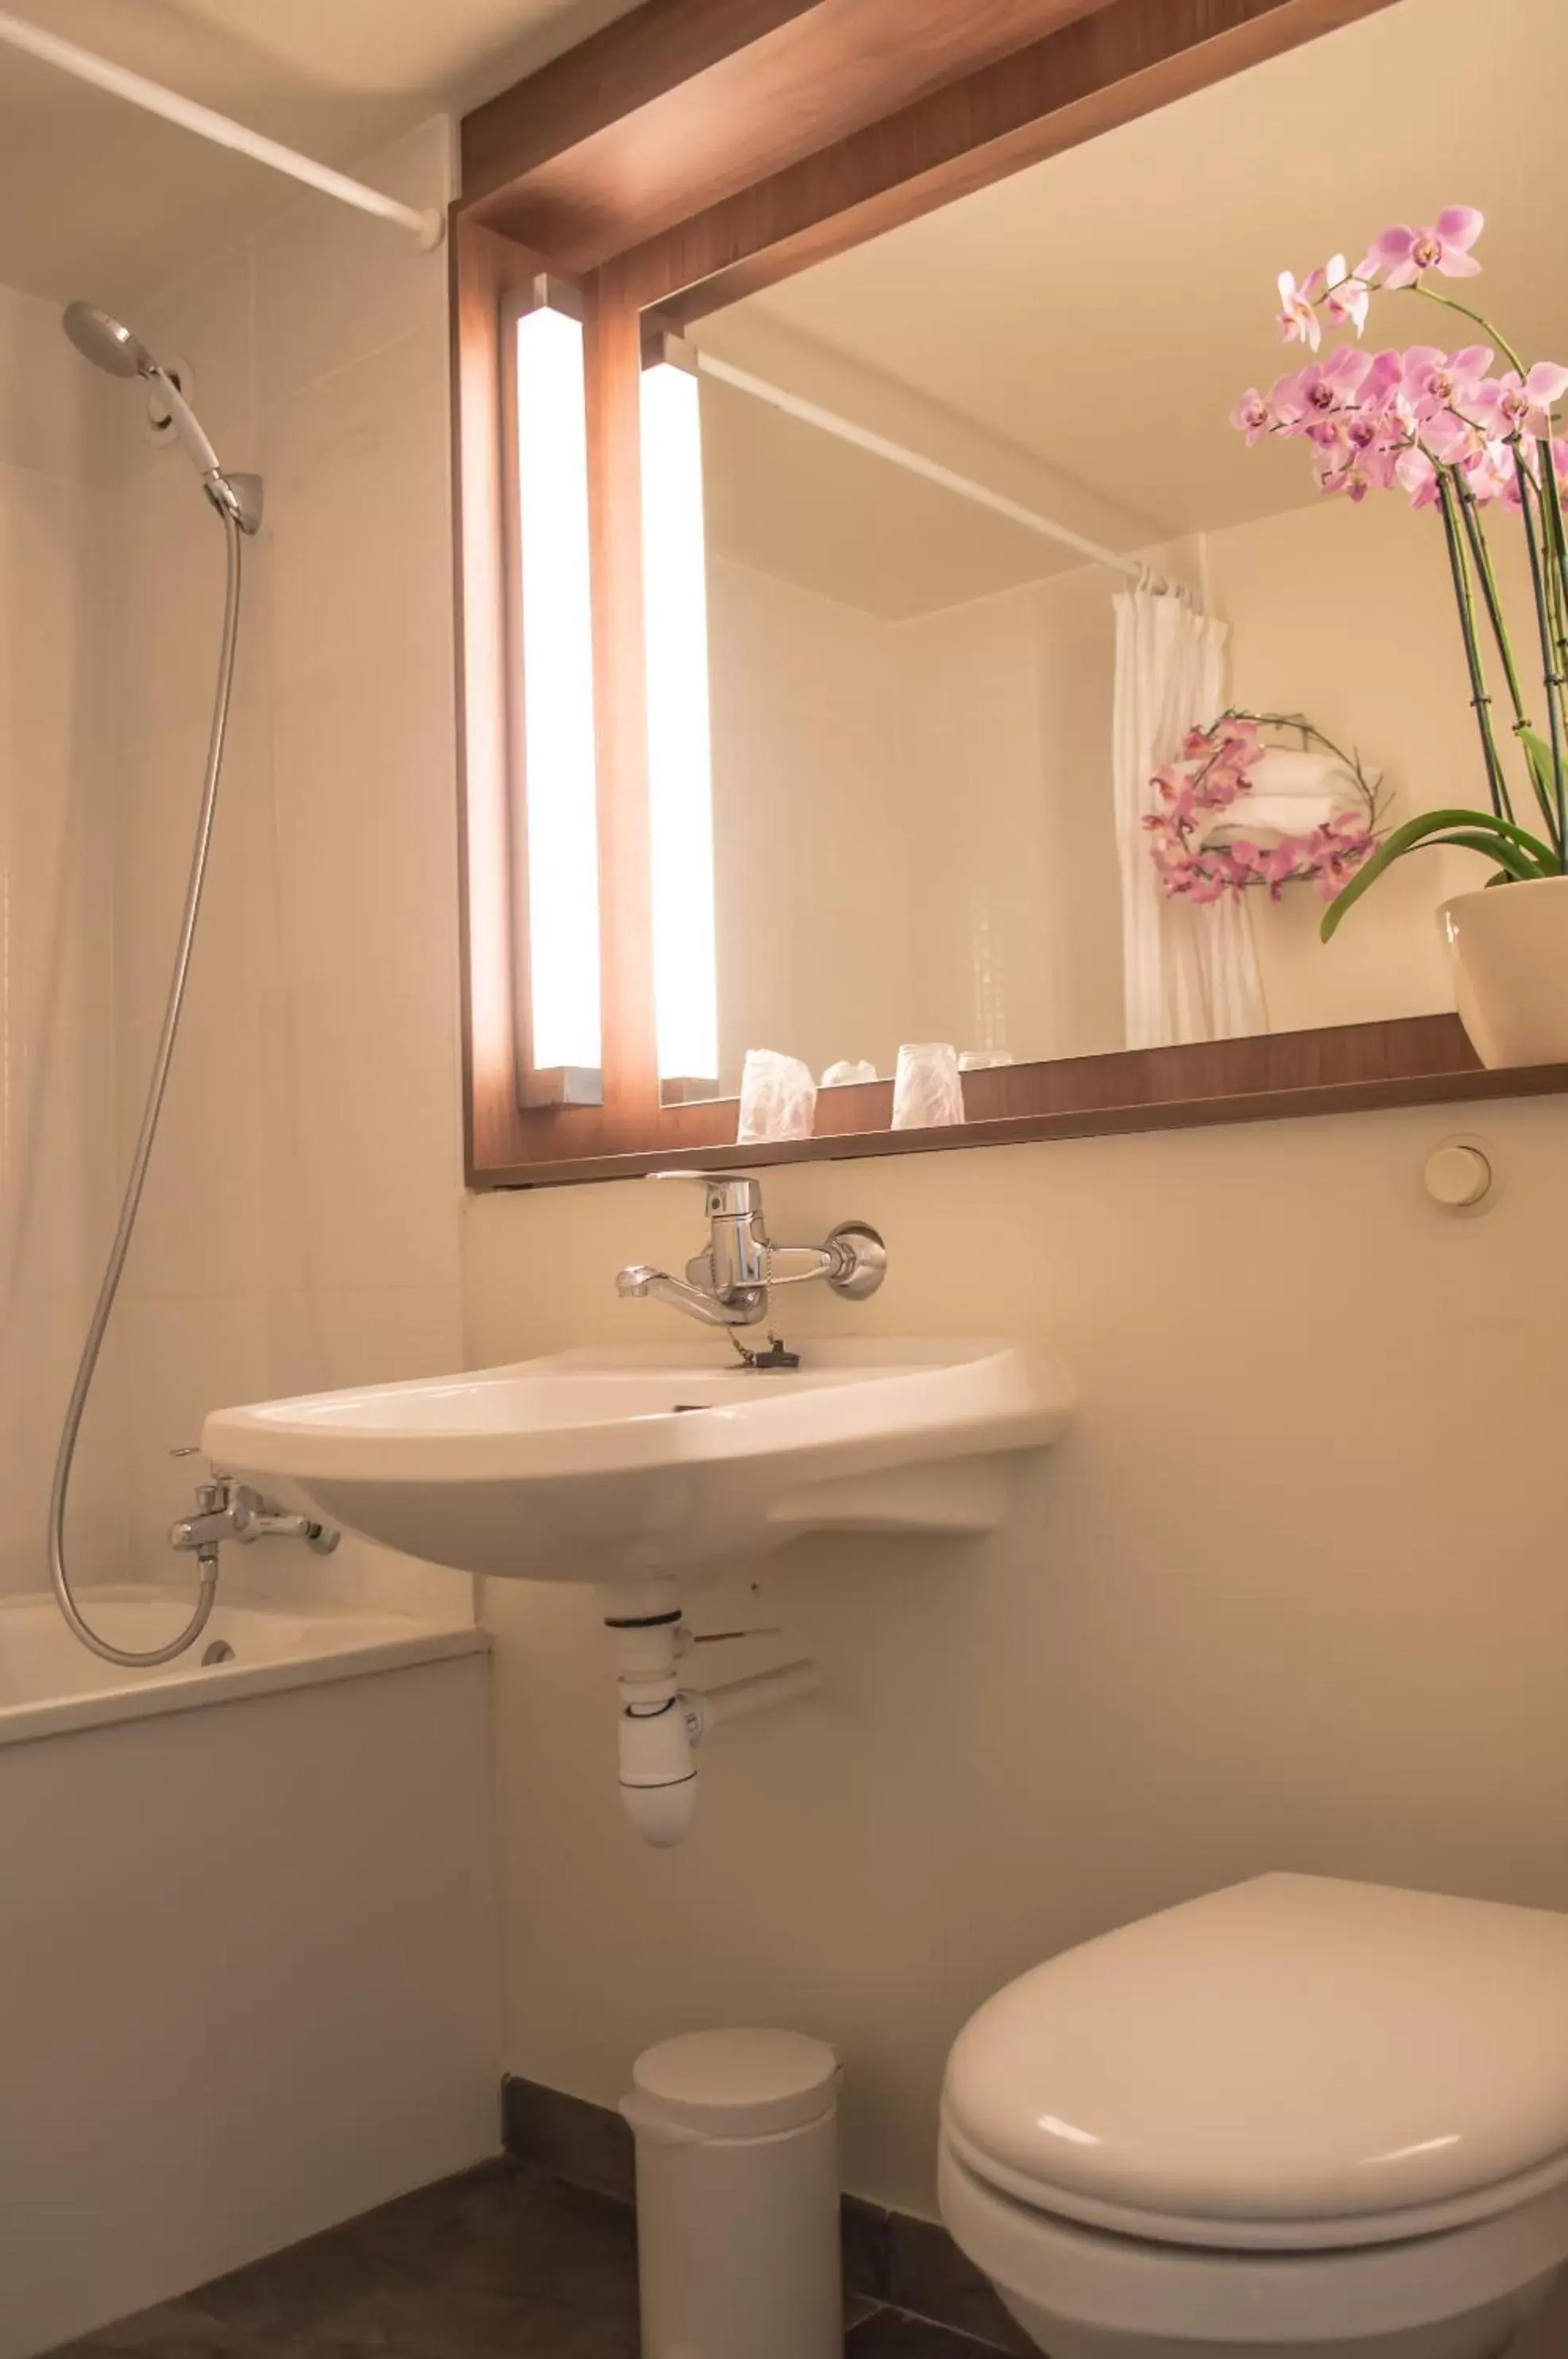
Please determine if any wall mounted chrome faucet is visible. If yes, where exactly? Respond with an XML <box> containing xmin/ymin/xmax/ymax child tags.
<box><xmin>169</xmin><ymin>1473</ymin><xmax>339</xmax><ymax>1577</ymax></box>
<box><xmin>616</xmin><ymin>1172</ymin><xmax>885</xmax><ymax>1361</ymax></box>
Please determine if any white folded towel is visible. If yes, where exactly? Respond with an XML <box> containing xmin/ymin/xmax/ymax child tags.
<box><xmin>1200</xmin><ymin>748</ymin><xmax>1365</xmax><ymax>847</ymax></box>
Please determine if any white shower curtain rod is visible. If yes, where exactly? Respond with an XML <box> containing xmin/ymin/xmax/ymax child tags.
<box><xmin>690</xmin><ymin>347</ymin><xmax>1145</xmax><ymax>582</ymax></box>
<box><xmin>0</xmin><ymin>7</ymin><xmax>444</xmax><ymax>249</ymax></box>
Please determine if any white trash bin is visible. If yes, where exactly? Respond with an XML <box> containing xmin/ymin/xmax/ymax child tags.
<box><xmin>621</xmin><ymin>2028</ymin><xmax>843</xmax><ymax>2359</ymax></box>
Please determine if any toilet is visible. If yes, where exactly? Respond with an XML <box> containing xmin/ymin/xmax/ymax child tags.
<box><xmin>939</xmin><ymin>1875</ymin><xmax>1568</xmax><ymax>2359</ymax></box>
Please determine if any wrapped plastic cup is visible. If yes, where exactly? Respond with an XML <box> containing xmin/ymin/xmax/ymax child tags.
<box><xmin>737</xmin><ymin>1048</ymin><xmax>817</xmax><ymax>1144</ymax></box>
<box><xmin>821</xmin><ymin>1060</ymin><xmax>879</xmax><ymax>1087</ymax></box>
<box><xmin>892</xmin><ymin>1042</ymin><xmax>964</xmax><ymax>1129</ymax></box>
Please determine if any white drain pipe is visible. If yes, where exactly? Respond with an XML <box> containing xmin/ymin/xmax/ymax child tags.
<box><xmin>603</xmin><ymin>1586</ymin><xmax>822</xmax><ymax>1847</ymax></box>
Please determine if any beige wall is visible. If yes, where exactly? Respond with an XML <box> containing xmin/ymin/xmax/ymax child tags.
<box><xmin>895</xmin><ymin>566</ymin><xmax>1126</xmax><ymax>1063</ymax></box>
<box><xmin>708</xmin><ymin>556</ymin><xmax>914</xmax><ymax>1091</ymax></box>
<box><xmin>0</xmin><ymin>284</ymin><xmax>122</xmax><ymax>1593</ymax></box>
<box><xmin>469</xmin><ymin>1097</ymin><xmax>1568</xmax><ymax>2215</ymax></box>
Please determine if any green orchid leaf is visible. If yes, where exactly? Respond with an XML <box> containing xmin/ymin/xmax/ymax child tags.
<box><xmin>1519</xmin><ymin>727</ymin><xmax>1566</xmax><ymax>843</ymax></box>
<box><xmin>1320</xmin><ymin>808</ymin><xmax>1560</xmax><ymax>941</ymax></box>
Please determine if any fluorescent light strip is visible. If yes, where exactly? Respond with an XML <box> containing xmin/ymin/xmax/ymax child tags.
<box><xmin>515</xmin><ymin>304</ymin><xmax>601</xmax><ymax>1076</ymax></box>
<box><xmin>640</xmin><ymin>358</ymin><xmax>720</xmax><ymax>1085</ymax></box>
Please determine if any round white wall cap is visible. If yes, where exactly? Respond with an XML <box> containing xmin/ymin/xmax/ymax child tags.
<box><xmin>1425</xmin><ymin>1141</ymin><xmax>1493</xmax><ymax>1209</ymax></box>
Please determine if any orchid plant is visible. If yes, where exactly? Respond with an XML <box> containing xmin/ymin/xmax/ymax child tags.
<box><xmin>1232</xmin><ymin>208</ymin><xmax>1568</xmax><ymax>940</ymax></box>
<box><xmin>1145</xmin><ymin>712</ymin><xmax>1383</xmax><ymax>905</ymax></box>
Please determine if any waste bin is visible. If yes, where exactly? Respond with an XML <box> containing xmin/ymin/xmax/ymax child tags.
<box><xmin>621</xmin><ymin>2028</ymin><xmax>843</xmax><ymax>2359</ymax></box>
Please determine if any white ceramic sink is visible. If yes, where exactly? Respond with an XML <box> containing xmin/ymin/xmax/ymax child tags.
<box><xmin>203</xmin><ymin>1340</ymin><xmax>1073</xmax><ymax>1586</ymax></box>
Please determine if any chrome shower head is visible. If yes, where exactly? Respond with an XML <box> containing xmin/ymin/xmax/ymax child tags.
<box><xmin>60</xmin><ymin>299</ymin><xmax>262</xmax><ymax>534</ymax></box>
<box><xmin>63</xmin><ymin>301</ymin><xmax>153</xmax><ymax>380</ymax></box>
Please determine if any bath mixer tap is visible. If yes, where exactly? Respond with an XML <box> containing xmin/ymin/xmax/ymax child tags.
<box><xmin>615</xmin><ymin>1172</ymin><xmax>886</xmax><ymax>1353</ymax></box>
<box><xmin>169</xmin><ymin>1474</ymin><xmax>340</xmax><ymax>1566</ymax></box>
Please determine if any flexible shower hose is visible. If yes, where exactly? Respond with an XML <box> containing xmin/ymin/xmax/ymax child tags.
<box><xmin>48</xmin><ymin>507</ymin><xmax>245</xmax><ymax>1666</ymax></box>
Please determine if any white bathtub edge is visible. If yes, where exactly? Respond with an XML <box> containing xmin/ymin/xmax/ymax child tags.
<box><xmin>0</xmin><ymin>1624</ymin><xmax>491</xmax><ymax>1749</ymax></box>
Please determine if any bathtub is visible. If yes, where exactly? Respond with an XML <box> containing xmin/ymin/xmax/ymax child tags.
<box><xmin>0</xmin><ymin>1585</ymin><xmax>487</xmax><ymax>1744</ymax></box>
<box><xmin>0</xmin><ymin>1586</ymin><xmax>500</xmax><ymax>2359</ymax></box>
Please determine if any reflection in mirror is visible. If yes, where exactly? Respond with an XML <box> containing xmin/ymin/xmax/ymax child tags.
<box><xmin>643</xmin><ymin>0</ymin><xmax>1568</xmax><ymax>1115</ymax></box>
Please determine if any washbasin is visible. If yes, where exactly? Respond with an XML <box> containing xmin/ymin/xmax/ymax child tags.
<box><xmin>202</xmin><ymin>1339</ymin><xmax>1073</xmax><ymax>1586</ymax></box>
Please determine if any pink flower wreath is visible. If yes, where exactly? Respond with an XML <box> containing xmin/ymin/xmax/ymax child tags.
<box><xmin>1143</xmin><ymin>712</ymin><xmax>1383</xmax><ymax>905</ymax></box>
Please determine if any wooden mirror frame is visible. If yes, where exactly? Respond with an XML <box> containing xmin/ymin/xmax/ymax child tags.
<box><xmin>453</xmin><ymin>0</ymin><xmax>1568</xmax><ymax>1187</ymax></box>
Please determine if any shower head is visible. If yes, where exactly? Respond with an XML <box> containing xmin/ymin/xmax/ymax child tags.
<box><xmin>62</xmin><ymin>302</ymin><xmax>153</xmax><ymax>379</ymax></box>
<box><xmin>60</xmin><ymin>299</ymin><xmax>261</xmax><ymax>533</ymax></box>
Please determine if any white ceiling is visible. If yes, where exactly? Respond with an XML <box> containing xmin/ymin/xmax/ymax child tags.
<box><xmin>712</xmin><ymin>0</ymin><xmax>1568</xmax><ymax>604</ymax></box>
<box><xmin>0</xmin><ymin>0</ymin><xmax>639</xmax><ymax>302</ymax></box>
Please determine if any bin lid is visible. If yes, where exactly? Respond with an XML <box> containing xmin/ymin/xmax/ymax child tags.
<box><xmin>631</xmin><ymin>2029</ymin><xmax>840</xmax><ymax>2138</ymax></box>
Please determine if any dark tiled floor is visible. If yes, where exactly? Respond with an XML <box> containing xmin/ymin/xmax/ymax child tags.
<box><xmin>48</xmin><ymin>2163</ymin><xmax>1006</xmax><ymax>2359</ymax></box>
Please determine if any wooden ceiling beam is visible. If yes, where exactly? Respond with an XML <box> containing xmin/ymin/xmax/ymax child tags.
<box><xmin>461</xmin><ymin>0</ymin><xmax>1119</xmax><ymax>267</ymax></box>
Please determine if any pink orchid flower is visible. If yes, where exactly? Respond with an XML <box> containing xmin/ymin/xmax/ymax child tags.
<box><xmin>1360</xmin><ymin>349</ymin><xmax>1405</xmax><ymax>408</ymax></box>
<box><xmin>1395</xmin><ymin>447</ymin><xmax>1440</xmax><ymax>508</ymax></box>
<box><xmin>1319</xmin><ymin>345</ymin><xmax>1376</xmax><ymax>401</ymax></box>
<box><xmin>1362</xmin><ymin>442</ymin><xmax>1402</xmax><ymax>492</ymax></box>
<box><xmin>1323</xmin><ymin>457</ymin><xmax>1383</xmax><ymax>503</ymax></box>
<box><xmin>1399</xmin><ymin>344</ymin><xmax>1493</xmax><ymax>419</ymax></box>
<box><xmin>1473</xmin><ymin>362</ymin><xmax>1568</xmax><ymax>440</ymax></box>
<box><xmin>1425</xmin><ymin>408</ymin><xmax>1485</xmax><ymax>466</ymax></box>
<box><xmin>1213</xmin><ymin>715</ymin><xmax>1262</xmax><ymax>750</ymax></box>
<box><xmin>1230</xmin><ymin>388</ymin><xmax>1277</xmax><ymax>445</ymax></box>
<box><xmin>1359</xmin><ymin>207</ymin><xmax>1485</xmax><ymax>289</ymax></box>
<box><xmin>1343</xmin><ymin>411</ymin><xmax>1387</xmax><ymax>452</ymax></box>
<box><xmin>1463</xmin><ymin>439</ymin><xmax>1516</xmax><ymax>505</ymax></box>
<box><xmin>1276</xmin><ymin>268</ymin><xmax>1323</xmax><ymax>349</ymax></box>
<box><xmin>1322</xmin><ymin>256</ymin><xmax>1370</xmax><ymax>334</ymax></box>
<box><xmin>1273</xmin><ymin>346</ymin><xmax>1373</xmax><ymax>431</ymax></box>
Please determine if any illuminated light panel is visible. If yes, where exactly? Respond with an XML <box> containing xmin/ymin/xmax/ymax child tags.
<box><xmin>640</xmin><ymin>354</ymin><xmax>719</xmax><ymax>1087</ymax></box>
<box><xmin>515</xmin><ymin>301</ymin><xmax>601</xmax><ymax>1075</ymax></box>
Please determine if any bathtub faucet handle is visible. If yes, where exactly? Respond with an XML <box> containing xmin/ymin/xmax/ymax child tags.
<box><xmin>168</xmin><ymin>1474</ymin><xmax>340</xmax><ymax>1562</ymax></box>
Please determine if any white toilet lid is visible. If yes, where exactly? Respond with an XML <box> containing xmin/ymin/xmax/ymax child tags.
<box><xmin>944</xmin><ymin>1874</ymin><xmax>1568</xmax><ymax>2249</ymax></box>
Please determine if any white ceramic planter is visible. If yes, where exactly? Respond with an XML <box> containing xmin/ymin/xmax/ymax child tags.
<box><xmin>1441</xmin><ymin>874</ymin><xmax>1568</xmax><ymax>1068</ymax></box>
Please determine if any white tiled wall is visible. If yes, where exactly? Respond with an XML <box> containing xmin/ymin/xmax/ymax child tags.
<box><xmin>0</xmin><ymin>284</ymin><xmax>122</xmax><ymax>1595</ymax></box>
<box><xmin>74</xmin><ymin>119</ymin><xmax>471</xmax><ymax>1619</ymax></box>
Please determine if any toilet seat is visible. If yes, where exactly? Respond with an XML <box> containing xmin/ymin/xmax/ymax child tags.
<box><xmin>939</xmin><ymin>2138</ymin><xmax>1568</xmax><ymax>2347</ymax></box>
<box><xmin>942</xmin><ymin>1874</ymin><xmax>1568</xmax><ymax>2253</ymax></box>
<box><xmin>941</xmin><ymin>2110</ymin><xmax>1568</xmax><ymax>2253</ymax></box>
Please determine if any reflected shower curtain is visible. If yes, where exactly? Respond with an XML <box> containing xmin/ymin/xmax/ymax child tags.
<box><xmin>1111</xmin><ymin>583</ymin><xmax>1266</xmax><ymax>1049</ymax></box>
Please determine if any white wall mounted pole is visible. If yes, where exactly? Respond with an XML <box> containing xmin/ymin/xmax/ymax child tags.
<box><xmin>687</xmin><ymin>1662</ymin><xmax>825</xmax><ymax>1732</ymax></box>
<box><xmin>692</xmin><ymin>347</ymin><xmax>1144</xmax><ymax>581</ymax></box>
<box><xmin>0</xmin><ymin>6</ymin><xmax>444</xmax><ymax>249</ymax></box>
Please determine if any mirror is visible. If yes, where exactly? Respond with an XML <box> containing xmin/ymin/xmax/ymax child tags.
<box><xmin>649</xmin><ymin>0</ymin><xmax>1568</xmax><ymax>1116</ymax></box>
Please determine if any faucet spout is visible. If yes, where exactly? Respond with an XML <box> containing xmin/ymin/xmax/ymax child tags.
<box><xmin>615</xmin><ymin>1265</ymin><xmax>765</xmax><ymax>1327</ymax></box>
<box><xmin>616</xmin><ymin>1175</ymin><xmax>886</xmax><ymax>1340</ymax></box>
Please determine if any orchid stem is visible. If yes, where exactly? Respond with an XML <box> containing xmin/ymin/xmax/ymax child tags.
<box><xmin>1436</xmin><ymin>468</ymin><xmax>1511</xmax><ymax>820</ymax></box>
<box><xmin>1400</xmin><ymin>282</ymin><xmax>1526</xmax><ymax>376</ymax></box>
<box><xmin>1454</xmin><ymin>478</ymin><xmax>1558</xmax><ymax>847</ymax></box>
<box><xmin>1510</xmin><ymin>439</ymin><xmax>1568</xmax><ymax>867</ymax></box>
<box><xmin>1535</xmin><ymin>438</ymin><xmax>1568</xmax><ymax>676</ymax></box>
